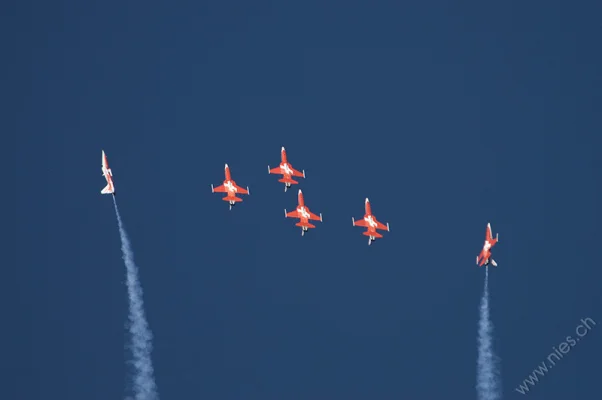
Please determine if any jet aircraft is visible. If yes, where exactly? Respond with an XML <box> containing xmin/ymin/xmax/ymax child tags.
<box><xmin>285</xmin><ymin>189</ymin><xmax>322</xmax><ymax>235</ymax></box>
<box><xmin>211</xmin><ymin>164</ymin><xmax>250</xmax><ymax>210</ymax></box>
<box><xmin>101</xmin><ymin>150</ymin><xmax>115</xmax><ymax>196</ymax></box>
<box><xmin>351</xmin><ymin>198</ymin><xmax>390</xmax><ymax>245</ymax></box>
<box><xmin>476</xmin><ymin>222</ymin><xmax>499</xmax><ymax>267</ymax></box>
<box><xmin>268</xmin><ymin>147</ymin><xmax>305</xmax><ymax>192</ymax></box>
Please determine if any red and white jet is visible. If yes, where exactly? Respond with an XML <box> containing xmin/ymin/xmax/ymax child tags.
<box><xmin>101</xmin><ymin>150</ymin><xmax>115</xmax><ymax>196</ymax></box>
<box><xmin>211</xmin><ymin>164</ymin><xmax>250</xmax><ymax>210</ymax></box>
<box><xmin>352</xmin><ymin>198</ymin><xmax>390</xmax><ymax>245</ymax></box>
<box><xmin>476</xmin><ymin>223</ymin><xmax>499</xmax><ymax>267</ymax></box>
<box><xmin>268</xmin><ymin>147</ymin><xmax>305</xmax><ymax>192</ymax></box>
<box><xmin>285</xmin><ymin>189</ymin><xmax>322</xmax><ymax>235</ymax></box>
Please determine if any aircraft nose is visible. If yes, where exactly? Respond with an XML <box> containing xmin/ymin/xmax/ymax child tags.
<box><xmin>365</xmin><ymin>198</ymin><xmax>369</xmax><ymax>203</ymax></box>
<box><xmin>225</xmin><ymin>163</ymin><xmax>229</xmax><ymax>169</ymax></box>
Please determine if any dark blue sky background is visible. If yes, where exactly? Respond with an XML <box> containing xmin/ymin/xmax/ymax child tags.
<box><xmin>10</xmin><ymin>1</ymin><xmax>601</xmax><ymax>399</ymax></box>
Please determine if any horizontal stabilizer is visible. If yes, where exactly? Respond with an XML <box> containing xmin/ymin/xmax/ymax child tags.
<box><xmin>295</xmin><ymin>222</ymin><xmax>316</xmax><ymax>229</ymax></box>
<box><xmin>278</xmin><ymin>178</ymin><xmax>299</xmax><ymax>185</ymax></box>
<box><xmin>363</xmin><ymin>231</ymin><xmax>383</xmax><ymax>238</ymax></box>
<box><xmin>223</xmin><ymin>196</ymin><xmax>243</xmax><ymax>202</ymax></box>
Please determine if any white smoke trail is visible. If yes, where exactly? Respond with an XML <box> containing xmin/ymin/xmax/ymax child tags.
<box><xmin>477</xmin><ymin>266</ymin><xmax>501</xmax><ymax>400</ymax></box>
<box><xmin>113</xmin><ymin>197</ymin><xmax>159</xmax><ymax>400</ymax></box>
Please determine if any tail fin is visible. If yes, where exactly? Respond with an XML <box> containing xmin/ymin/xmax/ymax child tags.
<box><xmin>101</xmin><ymin>184</ymin><xmax>113</xmax><ymax>194</ymax></box>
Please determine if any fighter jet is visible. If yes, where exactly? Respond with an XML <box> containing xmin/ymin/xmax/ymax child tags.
<box><xmin>101</xmin><ymin>150</ymin><xmax>115</xmax><ymax>196</ymax></box>
<box><xmin>268</xmin><ymin>147</ymin><xmax>305</xmax><ymax>192</ymax></box>
<box><xmin>477</xmin><ymin>222</ymin><xmax>499</xmax><ymax>267</ymax></box>
<box><xmin>285</xmin><ymin>189</ymin><xmax>322</xmax><ymax>236</ymax></box>
<box><xmin>352</xmin><ymin>198</ymin><xmax>390</xmax><ymax>245</ymax></box>
<box><xmin>211</xmin><ymin>164</ymin><xmax>250</xmax><ymax>210</ymax></box>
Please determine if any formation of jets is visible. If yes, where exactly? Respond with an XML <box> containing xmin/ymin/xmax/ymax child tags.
<box><xmin>100</xmin><ymin>148</ymin><xmax>501</xmax><ymax>260</ymax></box>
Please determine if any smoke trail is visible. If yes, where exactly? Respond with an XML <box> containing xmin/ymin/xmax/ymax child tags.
<box><xmin>477</xmin><ymin>266</ymin><xmax>501</xmax><ymax>400</ymax></box>
<box><xmin>113</xmin><ymin>197</ymin><xmax>159</xmax><ymax>400</ymax></box>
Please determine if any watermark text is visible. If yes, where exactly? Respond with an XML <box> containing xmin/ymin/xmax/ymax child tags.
<box><xmin>515</xmin><ymin>317</ymin><xmax>596</xmax><ymax>395</ymax></box>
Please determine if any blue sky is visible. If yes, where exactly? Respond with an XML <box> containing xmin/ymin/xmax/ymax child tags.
<box><xmin>9</xmin><ymin>1</ymin><xmax>601</xmax><ymax>399</ymax></box>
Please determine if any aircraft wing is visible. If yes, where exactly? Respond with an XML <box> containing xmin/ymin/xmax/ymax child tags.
<box><xmin>291</xmin><ymin>167</ymin><xmax>304</xmax><ymax>178</ymax></box>
<box><xmin>375</xmin><ymin>219</ymin><xmax>389</xmax><ymax>231</ymax></box>
<box><xmin>308</xmin><ymin>211</ymin><xmax>322</xmax><ymax>221</ymax></box>
<box><xmin>477</xmin><ymin>251</ymin><xmax>488</xmax><ymax>266</ymax></box>
<box><xmin>269</xmin><ymin>166</ymin><xmax>283</xmax><ymax>174</ymax></box>
<box><xmin>212</xmin><ymin>184</ymin><xmax>227</xmax><ymax>193</ymax></box>
<box><xmin>234</xmin><ymin>184</ymin><xmax>249</xmax><ymax>195</ymax></box>
<box><xmin>352</xmin><ymin>218</ymin><xmax>368</xmax><ymax>227</ymax></box>
<box><xmin>286</xmin><ymin>210</ymin><xmax>299</xmax><ymax>218</ymax></box>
